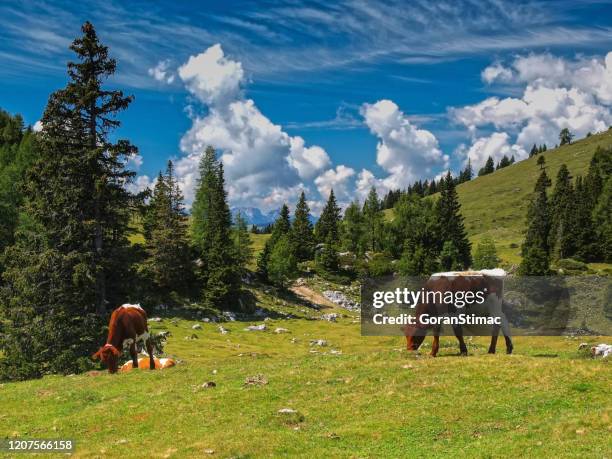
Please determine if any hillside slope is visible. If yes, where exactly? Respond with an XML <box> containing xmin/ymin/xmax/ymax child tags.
<box><xmin>457</xmin><ymin>130</ymin><xmax>612</xmax><ymax>264</ymax></box>
<box><xmin>386</xmin><ymin>130</ymin><xmax>612</xmax><ymax>265</ymax></box>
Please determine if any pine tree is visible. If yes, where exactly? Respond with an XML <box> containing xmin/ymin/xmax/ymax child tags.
<box><xmin>549</xmin><ymin>165</ymin><xmax>576</xmax><ymax>260</ymax></box>
<box><xmin>0</xmin><ymin>22</ymin><xmax>136</xmax><ymax>379</ymax></box>
<box><xmin>529</xmin><ymin>144</ymin><xmax>538</xmax><ymax>157</ymax></box>
<box><xmin>436</xmin><ymin>172</ymin><xmax>471</xmax><ymax>269</ymax></box>
<box><xmin>537</xmin><ymin>155</ymin><xmax>546</xmax><ymax>170</ymax></box>
<box><xmin>519</xmin><ymin>169</ymin><xmax>551</xmax><ymax>275</ymax></box>
<box><xmin>317</xmin><ymin>233</ymin><xmax>339</xmax><ymax>272</ymax></box>
<box><xmin>573</xmin><ymin>176</ymin><xmax>597</xmax><ymax>261</ymax></box>
<box><xmin>233</xmin><ymin>211</ymin><xmax>253</xmax><ymax>275</ymax></box>
<box><xmin>478</xmin><ymin>156</ymin><xmax>495</xmax><ymax>176</ymax></box>
<box><xmin>143</xmin><ymin>161</ymin><xmax>192</xmax><ymax>296</ymax></box>
<box><xmin>190</xmin><ymin>147</ymin><xmax>239</xmax><ymax>309</ymax></box>
<box><xmin>315</xmin><ymin>189</ymin><xmax>341</xmax><ymax>244</ymax></box>
<box><xmin>271</xmin><ymin>204</ymin><xmax>291</xmax><ymax>244</ymax></box>
<box><xmin>291</xmin><ymin>192</ymin><xmax>315</xmax><ymax>262</ymax></box>
<box><xmin>559</xmin><ymin>128</ymin><xmax>574</xmax><ymax>146</ymax></box>
<box><xmin>362</xmin><ymin>187</ymin><xmax>383</xmax><ymax>252</ymax></box>
<box><xmin>258</xmin><ymin>204</ymin><xmax>292</xmax><ymax>281</ymax></box>
<box><xmin>593</xmin><ymin>178</ymin><xmax>612</xmax><ymax>262</ymax></box>
<box><xmin>473</xmin><ymin>236</ymin><xmax>500</xmax><ymax>269</ymax></box>
<box><xmin>341</xmin><ymin>200</ymin><xmax>366</xmax><ymax>255</ymax></box>
<box><xmin>267</xmin><ymin>234</ymin><xmax>297</xmax><ymax>287</ymax></box>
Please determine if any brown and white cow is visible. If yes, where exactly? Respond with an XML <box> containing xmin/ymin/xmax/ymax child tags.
<box><xmin>404</xmin><ymin>269</ymin><xmax>513</xmax><ymax>357</ymax></box>
<box><xmin>93</xmin><ymin>304</ymin><xmax>154</xmax><ymax>373</ymax></box>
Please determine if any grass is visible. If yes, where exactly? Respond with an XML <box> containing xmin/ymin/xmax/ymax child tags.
<box><xmin>385</xmin><ymin>129</ymin><xmax>612</xmax><ymax>269</ymax></box>
<box><xmin>1</xmin><ymin>276</ymin><xmax>610</xmax><ymax>458</ymax></box>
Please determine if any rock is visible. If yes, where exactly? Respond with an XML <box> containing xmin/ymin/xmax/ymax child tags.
<box><xmin>310</xmin><ymin>339</ymin><xmax>328</xmax><ymax>347</ymax></box>
<box><xmin>321</xmin><ymin>313</ymin><xmax>339</xmax><ymax>322</ymax></box>
<box><xmin>278</xmin><ymin>408</ymin><xmax>297</xmax><ymax>414</ymax></box>
<box><xmin>591</xmin><ymin>343</ymin><xmax>612</xmax><ymax>358</ymax></box>
<box><xmin>185</xmin><ymin>333</ymin><xmax>199</xmax><ymax>340</ymax></box>
<box><xmin>244</xmin><ymin>374</ymin><xmax>268</xmax><ymax>386</ymax></box>
<box><xmin>254</xmin><ymin>308</ymin><xmax>267</xmax><ymax>318</ymax></box>
<box><xmin>202</xmin><ymin>318</ymin><xmax>210</xmax><ymax>323</ymax></box>
<box><xmin>329</xmin><ymin>349</ymin><xmax>342</xmax><ymax>355</ymax></box>
<box><xmin>295</xmin><ymin>278</ymin><xmax>306</xmax><ymax>286</ymax></box>
<box><xmin>218</xmin><ymin>325</ymin><xmax>229</xmax><ymax>335</ymax></box>
<box><xmin>264</xmin><ymin>317</ymin><xmax>272</xmax><ymax>322</ymax></box>
<box><xmin>204</xmin><ymin>449</ymin><xmax>215</xmax><ymax>455</ymax></box>
<box><xmin>290</xmin><ymin>338</ymin><xmax>298</xmax><ymax>343</ymax></box>
<box><xmin>222</xmin><ymin>311</ymin><xmax>237</xmax><ymax>322</ymax></box>
<box><xmin>192</xmin><ymin>324</ymin><xmax>202</xmax><ymax>330</ymax></box>
<box><xmin>148</xmin><ymin>317</ymin><xmax>162</xmax><ymax>322</ymax></box>
<box><xmin>244</xmin><ymin>324</ymin><xmax>267</xmax><ymax>332</ymax></box>
<box><xmin>322</xmin><ymin>290</ymin><xmax>360</xmax><ymax>311</ymax></box>
<box><xmin>201</xmin><ymin>381</ymin><xmax>216</xmax><ymax>388</ymax></box>
<box><xmin>275</xmin><ymin>327</ymin><xmax>290</xmax><ymax>334</ymax></box>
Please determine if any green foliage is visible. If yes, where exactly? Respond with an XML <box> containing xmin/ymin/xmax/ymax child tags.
<box><xmin>559</xmin><ymin>128</ymin><xmax>574</xmax><ymax>146</ymax></box>
<box><xmin>364</xmin><ymin>252</ymin><xmax>394</xmax><ymax>277</ymax></box>
<box><xmin>315</xmin><ymin>189</ymin><xmax>341</xmax><ymax>244</ymax></box>
<box><xmin>436</xmin><ymin>172</ymin><xmax>471</xmax><ymax>269</ymax></box>
<box><xmin>142</xmin><ymin>161</ymin><xmax>193</xmax><ymax>298</ymax></box>
<box><xmin>549</xmin><ymin>165</ymin><xmax>577</xmax><ymax>260</ymax></box>
<box><xmin>478</xmin><ymin>156</ymin><xmax>495</xmax><ymax>176</ymax></box>
<box><xmin>190</xmin><ymin>147</ymin><xmax>240</xmax><ymax>309</ymax></box>
<box><xmin>556</xmin><ymin>258</ymin><xmax>588</xmax><ymax>272</ymax></box>
<box><xmin>291</xmin><ymin>192</ymin><xmax>315</xmax><ymax>262</ymax></box>
<box><xmin>362</xmin><ymin>187</ymin><xmax>384</xmax><ymax>252</ymax></box>
<box><xmin>317</xmin><ymin>234</ymin><xmax>339</xmax><ymax>272</ymax></box>
<box><xmin>267</xmin><ymin>235</ymin><xmax>297</xmax><ymax>287</ymax></box>
<box><xmin>1</xmin><ymin>22</ymin><xmax>135</xmax><ymax>379</ymax></box>
<box><xmin>340</xmin><ymin>200</ymin><xmax>366</xmax><ymax>256</ymax></box>
<box><xmin>233</xmin><ymin>211</ymin><xmax>253</xmax><ymax>275</ymax></box>
<box><xmin>520</xmin><ymin>169</ymin><xmax>551</xmax><ymax>275</ymax></box>
<box><xmin>473</xmin><ymin>236</ymin><xmax>500</xmax><ymax>270</ymax></box>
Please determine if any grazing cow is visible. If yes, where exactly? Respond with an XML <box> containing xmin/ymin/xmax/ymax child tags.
<box><xmin>93</xmin><ymin>304</ymin><xmax>154</xmax><ymax>373</ymax></box>
<box><xmin>404</xmin><ymin>269</ymin><xmax>513</xmax><ymax>356</ymax></box>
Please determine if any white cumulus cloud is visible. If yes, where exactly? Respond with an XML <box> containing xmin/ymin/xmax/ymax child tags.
<box><xmin>173</xmin><ymin>44</ymin><xmax>332</xmax><ymax>211</ymax></box>
<box><xmin>314</xmin><ymin>165</ymin><xmax>355</xmax><ymax>202</ymax></box>
<box><xmin>148</xmin><ymin>59</ymin><xmax>175</xmax><ymax>84</ymax></box>
<box><xmin>453</xmin><ymin>51</ymin><xmax>612</xmax><ymax>155</ymax></box>
<box><xmin>359</xmin><ymin>99</ymin><xmax>449</xmax><ymax>192</ymax></box>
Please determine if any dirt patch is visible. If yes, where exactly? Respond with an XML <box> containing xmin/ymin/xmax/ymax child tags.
<box><xmin>290</xmin><ymin>285</ymin><xmax>335</xmax><ymax>309</ymax></box>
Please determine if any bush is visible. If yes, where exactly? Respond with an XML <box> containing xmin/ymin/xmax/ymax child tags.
<box><xmin>556</xmin><ymin>258</ymin><xmax>588</xmax><ymax>272</ymax></box>
<box><xmin>365</xmin><ymin>253</ymin><xmax>394</xmax><ymax>277</ymax></box>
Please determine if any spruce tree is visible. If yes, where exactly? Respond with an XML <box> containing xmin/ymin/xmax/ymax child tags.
<box><xmin>436</xmin><ymin>172</ymin><xmax>471</xmax><ymax>269</ymax></box>
<box><xmin>519</xmin><ymin>169</ymin><xmax>551</xmax><ymax>275</ymax></box>
<box><xmin>559</xmin><ymin>128</ymin><xmax>574</xmax><ymax>146</ymax></box>
<box><xmin>190</xmin><ymin>147</ymin><xmax>239</xmax><ymax>309</ymax></box>
<box><xmin>478</xmin><ymin>156</ymin><xmax>495</xmax><ymax>176</ymax></box>
<box><xmin>267</xmin><ymin>234</ymin><xmax>297</xmax><ymax>287</ymax></box>
<box><xmin>315</xmin><ymin>189</ymin><xmax>341</xmax><ymax>244</ymax></box>
<box><xmin>362</xmin><ymin>187</ymin><xmax>384</xmax><ymax>252</ymax></box>
<box><xmin>0</xmin><ymin>22</ymin><xmax>136</xmax><ymax>379</ymax></box>
<box><xmin>258</xmin><ymin>204</ymin><xmax>292</xmax><ymax>281</ymax></box>
<box><xmin>341</xmin><ymin>200</ymin><xmax>366</xmax><ymax>255</ymax></box>
<box><xmin>232</xmin><ymin>211</ymin><xmax>253</xmax><ymax>275</ymax></box>
<box><xmin>144</xmin><ymin>161</ymin><xmax>192</xmax><ymax>296</ymax></box>
<box><xmin>291</xmin><ymin>192</ymin><xmax>315</xmax><ymax>262</ymax></box>
<box><xmin>573</xmin><ymin>176</ymin><xmax>597</xmax><ymax>261</ymax></box>
<box><xmin>549</xmin><ymin>165</ymin><xmax>576</xmax><ymax>260</ymax></box>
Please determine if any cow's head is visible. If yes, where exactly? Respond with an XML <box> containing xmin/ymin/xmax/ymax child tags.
<box><xmin>93</xmin><ymin>344</ymin><xmax>121</xmax><ymax>373</ymax></box>
<box><xmin>403</xmin><ymin>325</ymin><xmax>426</xmax><ymax>351</ymax></box>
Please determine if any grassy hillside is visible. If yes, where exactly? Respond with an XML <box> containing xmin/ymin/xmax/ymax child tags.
<box><xmin>386</xmin><ymin>130</ymin><xmax>612</xmax><ymax>266</ymax></box>
<box><xmin>1</xmin><ymin>278</ymin><xmax>610</xmax><ymax>458</ymax></box>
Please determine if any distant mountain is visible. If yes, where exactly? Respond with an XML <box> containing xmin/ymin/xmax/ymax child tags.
<box><xmin>231</xmin><ymin>206</ymin><xmax>318</xmax><ymax>226</ymax></box>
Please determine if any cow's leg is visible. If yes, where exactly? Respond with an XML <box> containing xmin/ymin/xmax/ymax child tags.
<box><xmin>488</xmin><ymin>324</ymin><xmax>500</xmax><ymax>354</ymax></box>
<box><xmin>146</xmin><ymin>338</ymin><xmax>155</xmax><ymax>370</ymax></box>
<box><xmin>129</xmin><ymin>342</ymin><xmax>138</xmax><ymax>368</ymax></box>
<box><xmin>430</xmin><ymin>326</ymin><xmax>441</xmax><ymax>357</ymax></box>
<box><xmin>503</xmin><ymin>332</ymin><xmax>514</xmax><ymax>354</ymax></box>
<box><xmin>452</xmin><ymin>325</ymin><xmax>468</xmax><ymax>356</ymax></box>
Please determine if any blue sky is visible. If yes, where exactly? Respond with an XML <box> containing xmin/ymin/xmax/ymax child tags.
<box><xmin>1</xmin><ymin>0</ymin><xmax>612</xmax><ymax>212</ymax></box>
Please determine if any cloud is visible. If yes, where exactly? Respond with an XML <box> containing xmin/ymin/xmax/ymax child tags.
<box><xmin>127</xmin><ymin>154</ymin><xmax>144</xmax><ymax>170</ymax></box>
<box><xmin>148</xmin><ymin>59</ymin><xmax>175</xmax><ymax>84</ymax></box>
<box><xmin>178</xmin><ymin>44</ymin><xmax>243</xmax><ymax>105</ymax></box>
<box><xmin>458</xmin><ymin>132</ymin><xmax>526</xmax><ymax>170</ymax></box>
<box><xmin>174</xmin><ymin>44</ymin><xmax>331</xmax><ymax>211</ymax></box>
<box><xmin>452</xmin><ymin>51</ymin><xmax>612</xmax><ymax>154</ymax></box>
<box><xmin>126</xmin><ymin>174</ymin><xmax>154</xmax><ymax>195</ymax></box>
<box><xmin>314</xmin><ymin>165</ymin><xmax>355</xmax><ymax>202</ymax></box>
<box><xmin>32</xmin><ymin>120</ymin><xmax>43</xmax><ymax>132</ymax></box>
<box><xmin>360</xmin><ymin>99</ymin><xmax>449</xmax><ymax>190</ymax></box>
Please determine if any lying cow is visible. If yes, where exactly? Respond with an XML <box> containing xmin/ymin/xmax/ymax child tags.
<box><xmin>93</xmin><ymin>304</ymin><xmax>154</xmax><ymax>373</ymax></box>
<box><xmin>404</xmin><ymin>269</ymin><xmax>513</xmax><ymax>357</ymax></box>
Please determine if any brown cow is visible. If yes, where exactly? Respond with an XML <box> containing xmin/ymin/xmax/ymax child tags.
<box><xmin>93</xmin><ymin>304</ymin><xmax>154</xmax><ymax>373</ymax></box>
<box><xmin>404</xmin><ymin>269</ymin><xmax>513</xmax><ymax>357</ymax></box>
